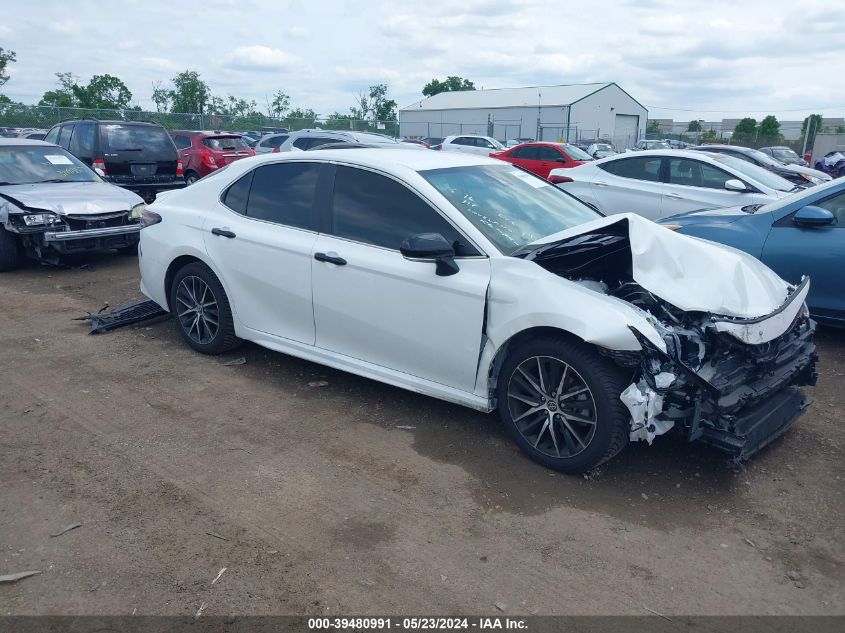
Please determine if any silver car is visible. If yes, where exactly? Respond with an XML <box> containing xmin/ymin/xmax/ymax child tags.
<box><xmin>0</xmin><ymin>139</ymin><xmax>146</xmax><ymax>270</ymax></box>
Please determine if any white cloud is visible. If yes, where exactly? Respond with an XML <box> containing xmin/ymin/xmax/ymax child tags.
<box><xmin>288</xmin><ymin>26</ymin><xmax>309</xmax><ymax>38</ymax></box>
<box><xmin>141</xmin><ymin>57</ymin><xmax>178</xmax><ymax>71</ymax></box>
<box><xmin>47</xmin><ymin>20</ymin><xmax>81</xmax><ymax>35</ymax></box>
<box><xmin>224</xmin><ymin>45</ymin><xmax>299</xmax><ymax>71</ymax></box>
<box><xmin>708</xmin><ymin>18</ymin><xmax>733</xmax><ymax>29</ymax></box>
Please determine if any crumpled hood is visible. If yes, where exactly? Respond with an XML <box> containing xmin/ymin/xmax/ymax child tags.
<box><xmin>528</xmin><ymin>213</ymin><xmax>791</xmax><ymax>318</ymax></box>
<box><xmin>0</xmin><ymin>181</ymin><xmax>143</xmax><ymax>216</ymax></box>
<box><xmin>781</xmin><ymin>163</ymin><xmax>831</xmax><ymax>181</ymax></box>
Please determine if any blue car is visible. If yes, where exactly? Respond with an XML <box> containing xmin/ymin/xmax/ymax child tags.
<box><xmin>661</xmin><ymin>178</ymin><xmax>844</xmax><ymax>326</ymax></box>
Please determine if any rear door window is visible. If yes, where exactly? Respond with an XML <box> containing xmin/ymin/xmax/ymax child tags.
<box><xmin>222</xmin><ymin>171</ymin><xmax>253</xmax><ymax>215</ymax></box>
<box><xmin>58</xmin><ymin>125</ymin><xmax>74</xmax><ymax>150</ymax></box>
<box><xmin>245</xmin><ymin>162</ymin><xmax>320</xmax><ymax>229</ymax></box>
<box><xmin>668</xmin><ymin>158</ymin><xmax>733</xmax><ymax>189</ymax></box>
<box><xmin>262</xmin><ymin>135</ymin><xmax>288</xmax><ymax>148</ymax></box>
<box><xmin>100</xmin><ymin>124</ymin><xmax>174</xmax><ymax>154</ymax></box>
<box><xmin>69</xmin><ymin>123</ymin><xmax>95</xmax><ymax>159</ymax></box>
<box><xmin>513</xmin><ymin>146</ymin><xmax>539</xmax><ymax>160</ymax></box>
<box><xmin>44</xmin><ymin>126</ymin><xmax>60</xmax><ymax>145</ymax></box>
<box><xmin>600</xmin><ymin>157</ymin><xmax>662</xmax><ymax>182</ymax></box>
<box><xmin>536</xmin><ymin>146</ymin><xmax>562</xmax><ymax>161</ymax></box>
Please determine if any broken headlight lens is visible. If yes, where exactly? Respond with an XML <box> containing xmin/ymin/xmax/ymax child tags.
<box><xmin>23</xmin><ymin>213</ymin><xmax>62</xmax><ymax>226</ymax></box>
<box><xmin>130</xmin><ymin>202</ymin><xmax>147</xmax><ymax>220</ymax></box>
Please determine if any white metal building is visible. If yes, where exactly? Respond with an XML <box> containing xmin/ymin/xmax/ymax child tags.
<box><xmin>399</xmin><ymin>82</ymin><xmax>647</xmax><ymax>149</ymax></box>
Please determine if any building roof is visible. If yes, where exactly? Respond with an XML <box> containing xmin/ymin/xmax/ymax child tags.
<box><xmin>401</xmin><ymin>82</ymin><xmax>619</xmax><ymax>111</ymax></box>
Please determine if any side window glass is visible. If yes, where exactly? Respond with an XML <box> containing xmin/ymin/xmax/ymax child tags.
<box><xmin>601</xmin><ymin>157</ymin><xmax>661</xmax><ymax>182</ymax></box>
<box><xmin>268</xmin><ymin>135</ymin><xmax>287</xmax><ymax>148</ymax></box>
<box><xmin>222</xmin><ymin>171</ymin><xmax>253</xmax><ymax>215</ymax></box>
<box><xmin>668</xmin><ymin>159</ymin><xmax>733</xmax><ymax>189</ymax></box>
<box><xmin>44</xmin><ymin>127</ymin><xmax>60</xmax><ymax>144</ymax></box>
<box><xmin>69</xmin><ymin>123</ymin><xmax>95</xmax><ymax>158</ymax></box>
<box><xmin>537</xmin><ymin>147</ymin><xmax>562</xmax><ymax>161</ymax></box>
<box><xmin>246</xmin><ymin>162</ymin><xmax>319</xmax><ymax>229</ymax></box>
<box><xmin>330</xmin><ymin>166</ymin><xmax>479</xmax><ymax>255</ymax></box>
<box><xmin>58</xmin><ymin>125</ymin><xmax>74</xmax><ymax>150</ymax></box>
<box><xmin>173</xmin><ymin>135</ymin><xmax>191</xmax><ymax>149</ymax></box>
<box><xmin>516</xmin><ymin>146</ymin><xmax>539</xmax><ymax>160</ymax></box>
<box><xmin>816</xmin><ymin>191</ymin><xmax>845</xmax><ymax>226</ymax></box>
<box><xmin>292</xmin><ymin>137</ymin><xmax>311</xmax><ymax>150</ymax></box>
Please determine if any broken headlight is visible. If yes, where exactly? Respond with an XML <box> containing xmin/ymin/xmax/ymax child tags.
<box><xmin>22</xmin><ymin>212</ymin><xmax>62</xmax><ymax>227</ymax></box>
<box><xmin>130</xmin><ymin>203</ymin><xmax>147</xmax><ymax>220</ymax></box>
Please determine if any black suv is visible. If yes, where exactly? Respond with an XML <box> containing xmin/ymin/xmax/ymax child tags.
<box><xmin>44</xmin><ymin>119</ymin><xmax>185</xmax><ymax>201</ymax></box>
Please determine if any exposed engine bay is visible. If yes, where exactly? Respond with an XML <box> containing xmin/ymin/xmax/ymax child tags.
<box><xmin>525</xmin><ymin>218</ymin><xmax>818</xmax><ymax>461</ymax></box>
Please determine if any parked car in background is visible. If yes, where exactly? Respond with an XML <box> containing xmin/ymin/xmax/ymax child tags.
<box><xmin>254</xmin><ymin>133</ymin><xmax>290</xmax><ymax>154</ymax></box>
<box><xmin>691</xmin><ymin>144</ymin><xmax>829</xmax><ymax>186</ymax></box>
<box><xmin>814</xmin><ymin>151</ymin><xmax>845</xmax><ymax>179</ymax></box>
<box><xmin>437</xmin><ymin>134</ymin><xmax>505</xmax><ymax>156</ymax></box>
<box><xmin>759</xmin><ymin>146</ymin><xmax>809</xmax><ymax>166</ymax></box>
<box><xmin>490</xmin><ymin>142</ymin><xmax>593</xmax><ymax>179</ymax></box>
<box><xmin>138</xmin><ymin>148</ymin><xmax>816</xmax><ymax>473</ymax></box>
<box><xmin>420</xmin><ymin>136</ymin><xmax>444</xmax><ymax>148</ymax></box>
<box><xmin>276</xmin><ymin>130</ymin><xmax>406</xmax><ymax>152</ymax></box>
<box><xmin>237</xmin><ymin>133</ymin><xmax>260</xmax><ymax>148</ymax></box>
<box><xmin>633</xmin><ymin>139</ymin><xmax>670</xmax><ymax>151</ymax></box>
<box><xmin>44</xmin><ymin>119</ymin><xmax>184</xmax><ymax>202</ymax></box>
<box><xmin>587</xmin><ymin>143</ymin><xmax>616</xmax><ymax>159</ymax></box>
<box><xmin>0</xmin><ymin>139</ymin><xmax>145</xmax><ymax>270</ymax></box>
<box><xmin>662</xmin><ymin>177</ymin><xmax>845</xmax><ymax>325</ymax></box>
<box><xmin>664</xmin><ymin>139</ymin><xmax>690</xmax><ymax>149</ymax></box>
<box><xmin>170</xmin><ymin>131</ymin><xmax>255</xmax><ymax>184</ymax></box>
<box><xmin>550</xmin><ymin>150</ymin><xmax>795</xmax><ymax>220</ymax></box>
<box><xmin>19</xmin><ymin>130</ymin><xmax>47</xmax><ymax>140</ymax></box>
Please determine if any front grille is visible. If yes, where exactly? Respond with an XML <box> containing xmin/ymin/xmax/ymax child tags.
<box><xmin>110</xmin><ymin>174</ymin><xmax>176</xmax><ymax>184</ymax></box>
<box><xmin>65</xmin><ymin>213</ymin><xmax>130</xmax><ymax>232</ymax></box>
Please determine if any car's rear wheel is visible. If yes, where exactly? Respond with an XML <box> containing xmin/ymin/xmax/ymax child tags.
<box><xmin>0</xmin><ymin>226</ymin><xmax>22</xmax><ymax>272</ymax></box>
<box><xmin>185</xmin><ymin>171</ymin><xmax>201</xmax><ymax>185</ymax></box>
<box><xmin>497</xmin><ymin>336</ymin><xmax>630</xmax><ymax>473</ymax></box>
<box><xmin>170</xmin><ymin>262</ymin><xmax>240</xmax><ymax>354</ymax></box>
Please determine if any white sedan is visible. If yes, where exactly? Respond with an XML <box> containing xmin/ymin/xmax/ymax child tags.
<box><xmin>438</xmin><ymin>134</ymin><xmax>505</xmax><ymax>156</ymax></box>
<box><xmin>138</xmin><ymin>149</ymin><xmax>816</xmax><ymax>473</ymax></box>
<box><xmin>549</xmin><ymin>150</ymin><xmax>797</xmax><ymax>220</ymax></box>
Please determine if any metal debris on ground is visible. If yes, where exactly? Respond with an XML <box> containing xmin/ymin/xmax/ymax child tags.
<box><xmin>211</xmin><ymin>567</ymin><xmax>227</xmax><ymax>585</ymax></box>
<box><xmin>223</xmin><ymin>357</ymin><xmax>246</xmax><ymax>366</ymax></box>
<box><xmin>308</xmin><ymin>380</ymin><xmax>329</xmax><ymax>387</ymax></box>
<box><xmin>206</xmin><ymin>531</ymin><xmax>228</xmax><ymax>541</ymax></box>
<box><xmin>395</xmin><ymin>425</ymin><xmax>416</xmax><ymax>430</ymax></box>
<box><xmin>195</xmin><ymin>601</ymin><xmax>207</xmax><ymax>619</ymax></box>
<box><xmin>50</xmin><ymin>522</ymin><xmax>82</xmax><ymax>537</ymax></box>
<box><xmin>0</xmin><ymin>571</ymin><xmax>41</xmax><ymax>584</ymax></box>
<box><xmin>76</xmin><ymin>300</ymin><xmax>167</xmax><ymax>334</ymax></box>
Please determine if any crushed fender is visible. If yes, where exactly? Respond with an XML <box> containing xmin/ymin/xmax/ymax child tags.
<box><xmin>76</xmin><ymin>300</ymin><xmax>167</xmax><ymax>334</ymax></box>
<box><xmin>621</xmin><ymin>380</ymin><xmax>674</xmax><ymax>444</ymax></box>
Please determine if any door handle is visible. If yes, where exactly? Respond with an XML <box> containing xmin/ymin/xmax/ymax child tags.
<box><xmin>594</xmin><ymin>180</ymin><xmax>608</xmax><ymax>187</ymax></box>
<box><xmin>314</xmin><ymin>252</ymin><xmax>347</xmax><ymax>266</ymax></box>
<box><xmin>211</xmin><ymin>227</ymin><xmax>236</xmax><ymax>238</ymax></box>
<box><xmin>665</xmin><ymin>193</ymin><xmax>683</xmax><ymax>200</ymax></box>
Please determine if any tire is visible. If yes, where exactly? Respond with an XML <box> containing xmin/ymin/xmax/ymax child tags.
<box><xmin>185</xmin><ymin>171</ymin><xmax>200</xmax><ymax>185</ymax></box>
<box><xmin>497</xmin><ymin>336</ymin><xmax>630</xmax><ymax>473</ymax></box>
<box><xmin>169</xmin><ymin>262</ymin><xmax>241</xmax><ymax>354</ymax></box>
<box><xmin>0</xmin><ymin>226</ymin><xmax>22</xmax><ymax>272</ymax></box>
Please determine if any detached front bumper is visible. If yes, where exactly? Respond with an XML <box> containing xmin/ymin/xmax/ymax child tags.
<box><xmin>41</xmin><ymin>225</ymin><xmax>141</xmax><ymax>253</ymax></box>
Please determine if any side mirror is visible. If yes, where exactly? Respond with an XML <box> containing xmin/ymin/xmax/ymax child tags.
<box><xmin>793</xmin><ymin>205</ymin><xmax>835</xmax><ymax>227</ymax></box>
<box><xmin>400</xmin><ymin>233</ymin><xmax>459</xmax><ymax>276</ymax></box>
<box><xmin>724</xmin><ymin>179</ymin><xmax>748</xmax><ymax>192</ymax></box>
<box><xmin>556</xmin><ymin>157</ymin><xmax>568</xmax><ymax>163</ymax></box>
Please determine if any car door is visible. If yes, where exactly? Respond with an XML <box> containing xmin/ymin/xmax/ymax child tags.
<box><xmin>662</xmin><ymin>157</ymin><xmax>756</xmax><ymax>216</ymax></box>
<box><xmin>503</xmin><ymin>145</ymin><xmax>540</xmax><ymax>173</ymax></box>
<box><xmin>311</xmin><ymin>165</ymin><xmax>490</xmax><ymax>392</ymax></box>
<box><xmin>590</xmin><ymin>156</ymin><xmax>665</xmax><ymax>219</ymax></box>
<box><xmin>202</xmin><ymin>161</ymin><xmax>324</xmax><ymax>344</ymax></box>
<box><xmin>68</xmin><ymin>122</ymin><xmax>96</xmax><ymax>167</ymax></box>
<box><xmin>761</xmin><ymin>189</ymin><xmax>845</xmax><ymax>319</ymax></box>
<box><xmin>534</xmin><ymin>145</ymin><xmax>567</xmax><ymax>178</ymax></box>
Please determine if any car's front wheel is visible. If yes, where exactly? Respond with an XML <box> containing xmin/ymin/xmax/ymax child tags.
<box><xmin>170</xmin><ymin>262</ymin><xmax>240</xmax><ymax>354</ymax></box>
<box><xmin>185</xmin><ymin>171</ymin><xmax>201</xmax><ymax>185</ymax></box>
<box><xmin>0</xmin><ymin>226</ymin><xmax>22</xmax><ymax>272</ymax></box>
<box><xmin>497</xmin><ymin>336</ymin><xmax>630</xmax><ymax>473</ymax></box>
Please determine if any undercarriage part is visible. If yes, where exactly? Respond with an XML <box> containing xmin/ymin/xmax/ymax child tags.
<box><xmin>76</xmin><ymin>300</ymin><xmax>167</xmax><ymax>334</ymax></box>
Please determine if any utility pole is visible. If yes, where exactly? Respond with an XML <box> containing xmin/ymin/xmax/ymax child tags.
<box><xmin>801</xmin><ymin>116</ymin><xmax>815</xmax><ymax>158</ymax></box>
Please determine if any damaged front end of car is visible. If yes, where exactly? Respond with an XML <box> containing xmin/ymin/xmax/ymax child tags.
<box><xmin>525</xmin><ymin>215</ymin><xmax>818</xmax><ymax>462</ymax></box>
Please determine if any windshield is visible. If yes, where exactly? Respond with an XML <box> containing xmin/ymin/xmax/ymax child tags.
<box><xmin>758</xmin><ymin>176</ymin><xmax>842</xmax><ymax>214</ymax></box>
<box><xmin>647</xmin><ymin>141</ymin><xmax>670</xmax><ymax>149</ymax></box>
<box><xmin>420</xmin><ymin>164</ymin><xmax>600</xmax><ymax>254</ymax></box>
<box><xmin>353</xmin><ymin>133</ymin><xmax>400</xmax><ymax>145</ymax></box>
<box><xmin>0</xmin><ymin>146</ymin><xmax>99</xmax><ymax>184</ymax></box>
<box><xmin>710</xmin><ymin>154</ymin><xmax>794</xmax><ymax>192</ymax></box>
<box><xmin>561</xmin><ymin>144</ymin><xmax>593</xmax><ymax>160</ymax></box>
<box><xmin>203</xmin><ymin>136</ymin><xmax>250</xmax><ymax>150</ymax></box>
<box><xmin>772</xmin><ymin>148</ymin><xmax>800</xmax><ymax>162</ymax></box>
<box><xmin>100</xmin><ymin>124</ymin><xmax>173</xmax><ymax>152</ymax></box>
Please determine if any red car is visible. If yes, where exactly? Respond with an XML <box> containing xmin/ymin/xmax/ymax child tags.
<box><xmin>490</xmin><ymin>142</ymin><xmax>593</xmax><ymax>179</ymax></box>
<box><xmin>170</xmin><ymin>131</ymin><xmax>255</xmax><ymax>184</ymax></box>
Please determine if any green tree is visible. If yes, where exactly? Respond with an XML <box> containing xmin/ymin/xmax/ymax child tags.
<box><xmin>78</xmin><ymin>74</ymin><xmax>132</xmax><ymax>109</ymax></box>
<box><xmin>368</xmin><ymin>83</ymin><xmax>396</xmax><ymax>122</ymax></box>
<box><xmin>169</xmin><ymin>70</ymin><xmax>210</xmax><ymax>114</ymax></box>
<box><xmin>422</xmin><ymin>76</ymin><xmax>475</xmax><ymax>97</ymax></box>
<box><xmin>687</xmin><ymin>120</ymin><xmax>702</xmax><ymax>132</ymax></box>
<box><xmin>732</xmin><ymin>117</ymin><xmax>758</xmax><ymax>143</ymax></box>
<box><xmin>801</xmin><ymin>114</ymin><xmax>823</xmax><ymax>147</ymax></box>
<box><xmin>0</xmin><ymin>47</ymin><xmax>16</xmax><ymax>90</ymax></box>
<box><xmin>757</xmin><ymin>115</ymin><xmax>780</xmax><ymax>143</ymax></box>
<box><xmin>700</xmin><ymin>129</ymin><xmax>718</xmax><ymax>141</ymax></box>
<box><xmin>270</xmin><ymin>90</ymin><xmax>290</xmax><ymax>117</ymax></box>
<box><xmin>287</xmin><ymin>107</ymin><xmax>316</xmax><ymax>122</ymax></box>
<box><xmin>39</xmin><ymin>72</ymin><xmax>80</xmax><ymax>107</ymax></box>
<box><xmin>646</xmin><ymin>120</ymin><xmax>661</xmax><ymax>134</ymax></box>
<box><xmin>151</xmin><ymin>81</ymin><xmax>170</xmax><ymax>113</ymax></box>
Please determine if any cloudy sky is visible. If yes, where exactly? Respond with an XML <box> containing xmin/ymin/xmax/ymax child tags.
<box><xmin>2</xmin><ymin>0</ymin><xmax>843</xmax><ymax>122</ymax></box>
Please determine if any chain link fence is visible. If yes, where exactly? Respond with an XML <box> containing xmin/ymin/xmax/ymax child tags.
<box><xmin>0</xmin><ymin>104</ymin><xmax>399</xmax><ymax>137</ymax></box>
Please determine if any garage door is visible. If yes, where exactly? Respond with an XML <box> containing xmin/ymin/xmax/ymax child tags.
<box><xmin>613</xmin><ymin>114</ymin><xmax>639</xmax><ymax>150</ymax></box>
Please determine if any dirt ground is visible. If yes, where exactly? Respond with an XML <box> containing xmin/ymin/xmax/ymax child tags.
<box><xmin>0</xmin><ymin>253</ymin><xmax>842</xmax><ymax>617</ymax></box>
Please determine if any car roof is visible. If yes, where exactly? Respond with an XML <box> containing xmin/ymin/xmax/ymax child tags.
<box><xmin>692</xmin><ymin>144</ymin><xmax>753</xmax><ymax>153</ymax></box>
<box><xmin>595</xmin><ymin>149</ymin><xmax>724</xmax><ymax>162</ymax></box>
<box><xmin>0</xmin><ymin>138</ymin><xmax>56</xmax><ymax>147</ymax></box>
